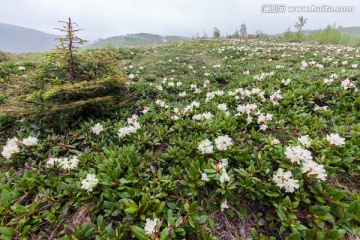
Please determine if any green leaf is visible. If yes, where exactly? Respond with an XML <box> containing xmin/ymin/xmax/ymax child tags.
<box><xmin>304</xmin><ymin>229</ymin><xmax>315</xmax><ymax>240</ymax></box>
<box><xmin>285</xmin><ymin>231</ymin><xmax>301</xmax><ymax>240</ymax></box>
<box><xmin>160</xmin><ymin>227</ymin><xmax>169</xmax><ymax>240</ymax></box>
<box><xmin>310</xmin><ymin>205</ymin><xmax>330</xmax><ymax>216</ymax></box>
<box><xmin>131</xmin><ymin>226</ymin><xmax>150</xmax><ymax>240</ymax></box>
<box><xmin>324</xmin><ymin>229</ymin><xmax>344</xmax><ymax>239</ymax></box>
<box><xmin>14</xmin><ymin>205</ymin><xmax>27</xmax><ymax>216</ymax></box>
<box><xmin>1</xmin><ymin>189</ymin><xmax>12</xmax><ymax>209</ymax></box>
<box><xmin>155</xmin><ymin>202</ymin><xmax>165</xmax><ymax>215</ymax></box>
<box><xmin>45</xmin><ymin>213</ymin><xmax>57</xmax><ymax>223</ymax></box>
<box><xmin>188</xmin><ymin>216</ymin><xmax>195</xmax><ymax>228</ymax></box>
<box><xmin>0</xmin><ymin>227</ymin><xmax>14</xmax><ymax>238</ymax></box>
<box><xmin>125</xmin><ymin>207</ymin><xmax>138</xmax><ymax>214</ymax></box>
<box><xmin>348</xmin><ymin>200</ymin><xmax>360</xmax><ymax>221</ymax></box>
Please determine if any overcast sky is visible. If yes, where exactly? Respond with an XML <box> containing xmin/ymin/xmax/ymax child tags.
<box><xmin>1</xmin><ymin>0</ymin><xmax>359</xmax><ymax>41</ymax></box>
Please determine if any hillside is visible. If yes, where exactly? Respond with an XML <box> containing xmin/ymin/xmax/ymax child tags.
<box><xmin>0</xmin><ymin>23</ymin><xmax>59</xmax><ymax>53</ymax></box>
<box><xmin>85</xmin><ymin>33</ymin><xmax>187</xmax><ymax>49</ymax></box>
<box><xmin>337</xmin><ymin>26</ymin><xmax>360</xmax><ymax>38</ymax></box>
<box><xmin>0</xmin><ymin>39</ymin><xmax>359</xmax><ymax>239</ymax></box>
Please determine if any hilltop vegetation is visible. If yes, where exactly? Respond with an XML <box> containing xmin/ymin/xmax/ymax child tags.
<box><xmin>0</xmin><ymin>39</ymin><xmax>359</xmax><ymax>239</ymax></box>
<box><xmin>85</xmin><ymin>33</ymin><xmax>187</xmax><ymax>49</ymax></box>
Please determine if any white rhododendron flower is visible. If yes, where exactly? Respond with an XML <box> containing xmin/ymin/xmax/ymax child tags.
<box><xmin>192</xmin><ymin>112</ymin><xmax>213</xmax><ymax>121</ymax></box>
<box><xmin>1</xmin><ymin>137</ymin><xmax>20</xmax><ymax>159</ymax></box>
<box><xmin>301</xmin><ymin>160</ymin><xmax>327</xmax><ymax>181</ymax></box>
<box><xmin>60</xmin><ymin>156</ymin><xmax>80</xmax><ymax>170</ymax></box>
<box><xmin>270</xmin><ymin>90</ymin><xmax>283</xmax><ymax>105</ymax></box>
<box><xmin>118</xmin><ymin>115</ymin><xmax>141</xmax><ymax>138</ymax></box>
<box><xmin>326</xmin><ymin>133</ymin><xmax>345</xmax><ymax>146</ymax></box>
<box><xmin>281</xmin><ymin>79</ymin><xmax>291</xmax><ymax>86</ymax></box>
<box><xmin>270</xmin><ymin>138</ymin><xmax>280</xmax><ymax>145</ymax></box>
<box><xmin>201</xmin><ymin>172</ymin><xmax>209</xmax><ymax>181</ymax></box>
<box><xmin>298</xmin><ymin>135</ymin><xmax>311</xmax><ymax>148</ymax></box>
<box><xmin>178</xmin><ymin>91</ymin><xmax>186</xmax><ymax>97</ymax></box>
<box><xmin>217</xmin><ymin>103</ymin><xmax>227</xmax><ymax>111</ymax></box>
<box><xmin>21</xmin><ymin>136</ymin><xmax>38</xmax><ymax>146</ymax></box>
<box><xmin>341</xmin><ymin>79</ymin><xmax>354</xmax><ymax>90</ymax></box>
<box><xmin>257</xmin><ymin>113</ymin><xmax>273</xmax><ymax>125</ymax></box>
<box><xmin>220</xmin><ymin>199</ymin><xmax>229</xmax><ymax>211</ymax></box>
<box><xmin>237</xmin><ymin>104</ymin><xmax>257</xmax><ymax>115</ymax></box>
<box><xmin>45</xmin><ymin>156</ymin><xmax>79</xmax><ymax>170</ymax></box>
<box><xmin>198</xmin><ymin>139</ymin><xmax>214</xmax><ymax>154</ymax></box>
<box><xmin>91</xmin><ymin>123</ymin><xmax>104</xmax><ymax>135</ymax></box>
<box><xmin>284</xmin><ymin>146</ymin><xmax>313</xmax><ymax>164</ymax></box>
<box><xmin>155</xmin><ymin>85</ymin><xmax>163</xmax><ymax>91</ymax></box>
<box><xmin>219</xmin><ymin>170</ymin><xmax>230</xmax><ymax>183</ymax></box>
<box><xmin>155</xmin><ymin>99</ymin><xmax>169</xmax><ymax>108</ymax></box>
<box><xmin>218</xmin><ymin>158</ymin><xmax>228</xmax><ymax>170</ymax></box>
<box><xmin>323</xmin><ymin>78</ymin><xmax>334</xmax><ymax>85</ymax></box>
<box><xmin>81</xmin><ymin>173</ymin><xmax>99</xmax><ymax>192</ymax></box>
<box><xmin>215</xmin><ymin>135</ymin><xmax>233</xmax><ymax>151</ymax></box>
<box><xmin>46</xmin><ymin>158</ymin><xmax>61</xmax><ymax>168</ymax></box>
<box><xmin>314</xmin><ymin>105</ymin><xmax>328</xmax><ymax>111</ymax></box>
<box><xmin>144</xmin><ymin>218</ymin><xmax>157</xmax><ymax>235</ymax></box>
<box><xmin>259</xmin><ymin>124</ymin><xmax>267</xmax><ymax>131</ymax></box>
<box><xmin>273</xmin><ymin>168</ymin><xmax>300</xmax><ymax>193</ymax></box>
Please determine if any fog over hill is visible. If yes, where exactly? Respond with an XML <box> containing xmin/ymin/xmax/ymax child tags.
<box><xmin>0</xmin><ymin>23</ymin><xmax>60</xmax><ymax>53</ymax></box>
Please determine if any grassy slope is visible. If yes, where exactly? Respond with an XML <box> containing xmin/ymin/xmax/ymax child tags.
<box><xmin>0</xmin><ymin>39</ymin><xmax>359</xmax><ymax>239</ymax></box>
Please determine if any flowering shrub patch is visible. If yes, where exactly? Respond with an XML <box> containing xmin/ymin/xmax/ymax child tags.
<box><xmin>0</xmin><ymin>39</ymin><xmax>359</xmax><ymax>239</ymax></box>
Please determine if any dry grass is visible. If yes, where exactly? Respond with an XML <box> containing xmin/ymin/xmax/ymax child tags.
<box><xmin>212</xmin><ymin>210</ymin><xmax>253</xmax><ymax>240</ymax></box>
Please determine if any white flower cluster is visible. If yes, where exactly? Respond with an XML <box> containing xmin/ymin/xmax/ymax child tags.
<box><xmin>253</xmin><ymin>72</ymin><xmax>274</xmax><ymax>81</ymax></box>
<box><xmin>269</xmin><ymin>90</ymin><xmax>283</xmax><ymax>105</ymax></box>
<box><xmin>91</xmin><ymin>123</ymin><xmax>104</xmax><ymax>135</ymax></box>
<box><xmin>155</xmin><ymin>85</ymin><xmax>163</xmax><ymax>91</ymax></box>
<box><xmin>2</xmin><ymin>136</ymin><xmax>39</xmax><ymax>159</ymax></box>
<box><xmin>215</xmin><ymin>135</ymin><xmax>234</xmax><ymax>151</ymax></box>
<box><xmin>205</xmin><ymin>90</ymin><xmax>224</xmax><ymax>102</ymax></box>
<box><xmin>326</xmin><ymin>133</ymin><xmax>345</xmax><ymax>146</ymax></box>
<box><xmin>217</xmin><ymin>103</ymin><xmax>227</xmax><ymax>111</ymax></box>
<box><xmin>257</xmin><ymin>113</ymin><xmax>273</xmax><ymax>130</ymax></box>
<box><xmin>323</xmin><ymin>78</ymin><xmax>334</xmax><ymax>85</ymax></box>
<box><xmin>284</xmin><ymin>146</ymin><xmax>313</xmax><ymax>164</ymax></box>
<box><xmin>298</xmin><ymin>135</ymin><xmax>311</xmax><ymax>148</ymax></box>
<box><xmin>237</xmin><ymin>103</ymin><xmax>258</xmax><ymax>115</ymax></box>
<box><xmin>314</xmin><ymin>105</ymin><xmax>328</xmax><ymax>111</ymax></box>
<box><xmin>155</xmin><ymin>99</ymin><xmax>169</xmax><ymax>108</ymax></box>
<box><xmin>341</xmin><ymin>78</ymin><xmax>357</xmax><ymax>90</ymax></box>
<box><xmin>178</xmin><ymin>91</ymin><xmax>186</xmax><ymax>97</ymax></box>
<box><xmin>183</xmin><ymin>101</ymin><xmax>200</xmax><ymax>114</ymax></box>
<box><xmin>192</xmin><ymin>112</ymin><xmax>213</xmax><ymax>121</ymax></box>
<box><xmin>144</xmin><ymin>218</ymin><xmax>158</xmax><ymax>235</ymax></box>
<box><xmin>284</xmin><ymin>144</ymin><xmax>327</xmax><ymax>182</ymax></box>
<box><xmin>81</xmin><ymin>173</ymin><xmax>99</xmax><ymax>192</ymax></box>
<box><xmin>273</xmin><ymin>168</ymin><xmax>300</xmax><ymax>193</ymax></box>
<box><xmin>301</xmin><ymin>160</ymin><xmax>327</xmax><ymax>181</ymax></box>
<box><xmin>21</xmin><ymin>136</ymin><xmax>38</xmax><ymax>146</ymax></box>
<box><xmin>270</xmin><ymin>138</ymin><xmax>281</xmax><ymax>145</ymax></box>
<box><xmin>198</xmin><ymin>139</ymin><xmax>213</xmax><ymax>154</ymax></box>
<box><xmin>281</xmin><ymin>79</ymin><xmax>291</xmax><ymax>86</ymax></box>
<box><xmin>201</xmin><ymin>172</ymin><xmax>209</xmax><ymax>181</ymax></box>
<box><xmin>118</xmin><ymin>115</ymin><xmax>141</xmax><ymax>138</ymax></box>
<box><xmin>46</xmin><ymin>156</ymin><xmax>79</xmax><ymax>170</ymax></box>
<box><xmin>220</xmin><ymin>199</ymin><xmax>229</xmax><ymax>211</ymax></box>
<box><xmin>1</xmin><ymin>137</ymin><xmax>20</xmax><ymax>159</ymax></box>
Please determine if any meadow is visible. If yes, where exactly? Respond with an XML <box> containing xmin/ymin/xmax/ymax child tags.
<box><xmin>0</xmin><ymin>39</ymin><xmax>359</xmax><ymax>239</ymax></box>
